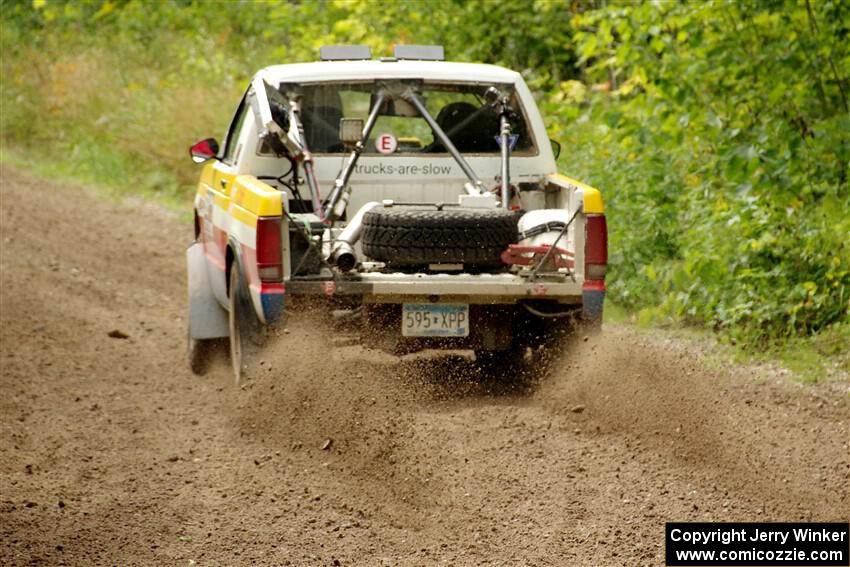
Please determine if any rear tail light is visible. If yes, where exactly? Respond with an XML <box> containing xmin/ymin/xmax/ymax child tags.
<box><xmin>584</xmin><ymin>214</ymin><xmax>607</xmax><ymax>281</ymax></box>
<box><xmin>256</xmin><ymin>217</ymin><xmax>282</xmax><ymax>282</ymax></box>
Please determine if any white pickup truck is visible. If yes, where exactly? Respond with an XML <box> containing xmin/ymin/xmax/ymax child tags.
<box><xmin>186</xmin><ymin>45</ymin><xmax>607</xmax><ymax>382</ymax></box>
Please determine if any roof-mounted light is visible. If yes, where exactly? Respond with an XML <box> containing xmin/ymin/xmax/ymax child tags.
<box><xmin>319</xmin><ymin>45</ymin><xmax>372</xmax><ymax>61</ymax></box>
<box><xmin>393</xmin><ymin>45</ymin><xmax>445</xmax><ymax>61</ymax></box>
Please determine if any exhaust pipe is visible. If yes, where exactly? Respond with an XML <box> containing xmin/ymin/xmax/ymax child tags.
<box><xmin>330</xmin><ymin>201</ymin><xmax>379</xmax><ymax>271</ymax></box>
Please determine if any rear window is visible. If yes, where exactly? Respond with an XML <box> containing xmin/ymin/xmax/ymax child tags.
<box><xmin>266</xmin><ymin>81</ymin><xmax>536</xmax><ymax>156</ymax></box>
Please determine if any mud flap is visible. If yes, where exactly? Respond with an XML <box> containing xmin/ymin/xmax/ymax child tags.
<box><xmin>187</xmin><ymin>242</ymin><xmax>229</xmax><ymax>339</ymax></box>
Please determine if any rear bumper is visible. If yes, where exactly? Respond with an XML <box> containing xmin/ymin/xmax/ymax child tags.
<box><xmin>286</xmin><ymin>272</ymin><xmax>585</xmax><ymax>304</ymax></box>
<box><xmin>256</xmin><ymin>282</ymin><xmax>285</xmax><ymax>323</ymax></box>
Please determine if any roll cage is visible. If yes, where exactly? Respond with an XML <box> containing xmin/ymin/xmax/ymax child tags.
<box><xmin>246</xmin><ymin>77</ymin><xmax>523</xmax><ymax>223</ymax></box>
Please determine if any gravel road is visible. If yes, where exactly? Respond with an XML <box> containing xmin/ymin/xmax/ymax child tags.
<box><xmin>1</xmin><ymin>166</ymin><xmax>847</xmax><ymax>566</ymax></box>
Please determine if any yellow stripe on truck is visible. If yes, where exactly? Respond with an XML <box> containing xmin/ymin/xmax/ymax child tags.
<box><xmin>230</xmin><ymin>204</ymin><xmax>258</xmax><ymax>228</ymax></box>
<box><xmin>199</xmin><ymin>161</ymin><xmax>216</xmax><ymax>188</ymax></box>
<box><xmin>549</xmin><ymin>173</ymin><xmax>605</xmax><ymax>214</ymax></box>
<box><xmin>581</xmin><ymin>186</ymin><xmax>604</xmax><ymax>214</ymax></box>
<box><xmin>232</xmin><ymin>175</ymin><xmax>282</xmax><ymax>217</ymax></box>
<box><xmin>213</xmin><ymin>192</ymin><xmax>230</xmax><ymax>211</ymax></box>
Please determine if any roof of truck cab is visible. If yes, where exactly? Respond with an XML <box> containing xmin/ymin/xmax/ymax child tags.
<box><xmin>259</xmin><ymin>60</ymin><xmax>523</xmax><ymax>84</ymax></box>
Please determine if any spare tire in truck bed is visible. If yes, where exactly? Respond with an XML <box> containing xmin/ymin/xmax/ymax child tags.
<box><xmin>361</xmin><ymin>205</ymin><xmax>519</xmax><ymax>267</ymax></box>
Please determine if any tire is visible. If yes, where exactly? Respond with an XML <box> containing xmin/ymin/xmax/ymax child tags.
<box><xmin>228</xmin><ymin>261</ymin><xmax>262</xmax><ymax>385</ymax></box>
<box><xmin>476</xmin><ymin>304</ymin><xmax>582</xmax><ymax>382</ymax></box>
<box><xmin>522</xmin><ymin>305</ymin><xmax>585</xmax><ymax>373</ymax></box>
<box><xmin>474</xmin><ymin>348</ymin><xmax>526</xmax><ymax>380</ymax></box>
<box><xmin>361</xmin><ymin>205</ymin><xmax>518</xmax><ymax>267</ymax></box>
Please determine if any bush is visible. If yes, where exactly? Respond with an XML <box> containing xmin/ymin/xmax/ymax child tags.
<box><xmin>546</xmin><ymin>0</ymin><xmax>850</xmax><ymax>342</ymax></box>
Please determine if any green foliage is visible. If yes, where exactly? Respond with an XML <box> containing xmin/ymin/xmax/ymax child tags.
<box><xmin>549</xmin><ymin>0</ymin><xmax>850</xmax><ymax>343</ymax></box>
<box><xmin>1</xmin><ymin>0</ymin><xmax>847</xmax><ymax>348</ymax></box>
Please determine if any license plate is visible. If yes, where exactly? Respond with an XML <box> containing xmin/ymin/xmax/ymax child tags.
<box><xmin>402</xmin><ymin>303</ymin><xmax>469</xmax><ymax>337</ymax></box>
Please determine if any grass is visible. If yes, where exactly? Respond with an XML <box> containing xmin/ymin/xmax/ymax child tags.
<box><xmin>607</xmin><ymin>294</ymin><xmax>849</xmax><ymax>384</ymax></box>
<box><xmin>1</xmin><ymin>143</ymin><xmax>195</xmax><ymax>222</ymax></box>
<box><xmin>0</xmin><ymin>31</ymin><xmax>238</xmax><ymax>218</ymax></box>
<box><xmin>601</xmin><ymin>300</ymin><xmax>630</xmax><ymax>324</ymax></box>
<box><xmin>623</xmin><ymin>310</ymin><xmax>849</xmax><ymax>385</ymax></box>
<box><xmin>748</xmin><ymin>324</ymin><xmax>850</xmax><ymax>384</ymax></box>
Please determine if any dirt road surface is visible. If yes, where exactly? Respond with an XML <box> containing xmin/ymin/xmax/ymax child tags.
<box><xmin>1</xmin><ymin>166</ymin><xmax>847</xmax><ymax>566</ymax></box>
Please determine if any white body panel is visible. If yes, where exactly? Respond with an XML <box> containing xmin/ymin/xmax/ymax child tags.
<box><xmin>186</xmin><ymin>242</ymin><xmax>229</xmax><ymax>339</ymax></box>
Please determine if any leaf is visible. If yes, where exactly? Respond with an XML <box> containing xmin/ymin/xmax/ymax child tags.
<box><xmin>93</xmin><ymin>2</ymin><xmax>116</xmax><ymax>20</ymax></box>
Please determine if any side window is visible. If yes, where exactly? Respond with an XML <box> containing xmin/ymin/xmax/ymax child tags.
<box><xmin>222</xmin><ymin>95</ymin><xmax>250</xmax><ymax>165</ymax></box>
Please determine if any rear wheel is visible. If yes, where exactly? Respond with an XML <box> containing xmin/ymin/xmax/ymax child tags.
<box><xmin>477</xmin><ymin>304</ymin><xmax>583</xmax><ymax>381</ymax></box>
<box><xmin>474</xmin><ymin>348</ymin><xmax>526</xmax><ymax>380</ymax></box>
<box><xmin>228</xmin><ymin>262</ymin><xmax>262</xmax><ymax>385</ymax></box>
<box><xmin>228</xmin><ymin>268</ymin><xmax>244</xmax><ymax>384</ymax></box>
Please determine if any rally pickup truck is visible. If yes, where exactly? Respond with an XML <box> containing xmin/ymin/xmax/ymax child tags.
<box><xmin>186</xmin><ymin>45</ymin><xmax>607</xmax><ymax>382</ymax></box>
